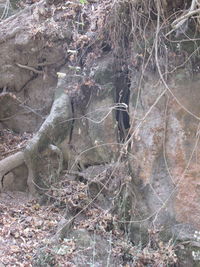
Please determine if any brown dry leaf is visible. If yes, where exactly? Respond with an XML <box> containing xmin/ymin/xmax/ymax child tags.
<box><xmin>78</xmin><ymin>192</ymin><xmax>87</xmax><ymax>199</ymax></box>
<box><xmin>10</xmin><ymin>245</ymin><xmax>20</xmax><ymax>253</ymax></box>
<box><xmin>35</xmin><ymin>220</ymin><xmax>44</xmax><ymax>228</ymax></box>
<box><xmin>13</xmin><ymin>231</ymin><xmax>20</xmax><ymax>238</ymax></box>
<box><xmin>32</xmin><ymin>203</ymin><xmax>40</xmax><ymax>210</ymax></box>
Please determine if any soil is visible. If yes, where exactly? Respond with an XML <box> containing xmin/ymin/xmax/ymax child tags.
<box><xmin>0</xmin><ymin>131</ymin><xmax>178</xmax><ymax>266</ymax></box>
<box><xmin>0</xmin><ymin>191</ymin><xmax>63</xmax><ymax>266</ymax></box>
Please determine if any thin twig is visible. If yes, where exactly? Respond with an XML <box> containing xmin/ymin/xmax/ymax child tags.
<box><xmin>16</xmin><ymin>63</ymin><xmax>43</xmax><ymax>74</ymax></box>
<box><xmin>166</xmin><ymin>0</ymin><xmax>200</xmax><ymax>36</ymax></box>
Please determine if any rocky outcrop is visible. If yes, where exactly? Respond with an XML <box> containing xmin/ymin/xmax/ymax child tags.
<box><xmin>0</xmin><ymin>1</ymin><xmax>200</xmax><ymax>265</ymax></box>
<box><xmin>127</xmin><ymin>67</ymin><xmax>200</xmax><ymax>246</ymax></box>
<box><xmin>0</xmin><ymin>0</ymin><xmax>71</xmax><ymax>132</ymax></box>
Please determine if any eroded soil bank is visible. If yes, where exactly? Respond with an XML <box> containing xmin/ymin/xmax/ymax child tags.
<box><xmin>0</xmin><ymin>0</ymin><xmax>200</xmax><ymax>265</ymax></box>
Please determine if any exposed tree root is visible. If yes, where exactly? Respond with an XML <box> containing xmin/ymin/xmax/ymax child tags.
<box><xmin>0</xmin><ymin>77</ymin><xmax>73</xmax><ymax>194</ymax></box>
<box><xmin>24</xmin><ymin>80</ymin><xmax>73</xmax><ymax>195</ymax></box>
<box><xmin>0</xmin><ymin>151</ymin><xmax>24</xmax><ymax>190</ymax></box>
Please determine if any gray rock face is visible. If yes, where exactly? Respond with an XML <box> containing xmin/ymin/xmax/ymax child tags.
<box><xmin>63</xmin><ymin>55</ymin><xmax>119</xmax><ymax>170</ymax></box>
<box><xmin>0</xmin><ymin>2</ymin><xmax>71</xmax><ymax>132</ymax></box>
<box><xmin>128</xmin><ymin>68</ymin><xmax>200</xmax><ymax>242</ymax></box>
